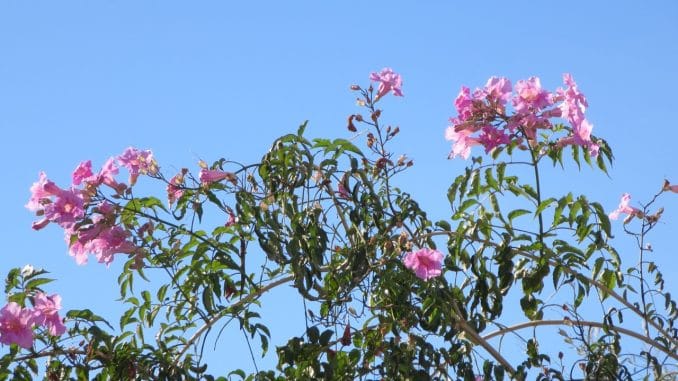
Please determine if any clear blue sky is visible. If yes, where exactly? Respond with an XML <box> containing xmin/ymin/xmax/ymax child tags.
<box><xmin>1</xmin><ymin>1</ymin><xmax>677</xmax><ymax>375</ymax></box>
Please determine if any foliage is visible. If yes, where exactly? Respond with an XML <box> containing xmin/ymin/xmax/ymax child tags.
<box><xmin>3</xmin><ymin>70</ymin><xmax>677</xmax><ymax>380</ymax></box>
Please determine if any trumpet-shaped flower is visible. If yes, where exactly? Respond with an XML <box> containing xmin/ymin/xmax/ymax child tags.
<box><xmin>609</xmin><ymin>193</ymin><xmax>642</xmax><ymax>221</ymax></box>
<box><xmin>27</xmin><ymin>175</ymin><xmax>85</xmax><ymax>230</ymax></box>
<box><xmin>478</xmin><ymin>125</ymin><xmax>510</xmax><ymax>153</ymax></box>
<box><xmin>89</xmin><ymin>226</ymin><xmax>136</xmax><ymax>266</ymax></box>
<box><xmin>32</xmin><ymin>293</ymin><xmax>66</xmax><ymax>336</ymax></box>
<box><xmin>512</xmin><ymin>77</ymin><xmax>552</xmax><ymax>113</ymax></box>
<box><xmin>167</xmin><ymin>170</ymin><xmax>186</xmax><ymax>206</ymax></box>
<box><xmin>199</xmin><ymin>168</ymin><xmax>236</xmax><ymax>185</ymax></box>
<box><xmin>369</xmin><ymin>68</ymin><xmax>403</xmax><ymax>99</ymax></box>
<box><xmin>0</xmin><ymin>302</ymin><xmax>34</xmax><ymax>349</ymax></box>
<box><xmin>453</xmin><ymin>86</ymin><xmax>476</xmax><ymax>122</ymax></box>
<box><xmin>483</xmin><ymin>76</ymin><xmax>512</xmax><ymax>105</ymax></box>
<box><xmin>403</xmin><ymin>248</ymin><xmax>444</xmax><ymax>281</ymax></box>
<box><xmin>557</xmin><ymin>73</ymin><xmax>588</xmax><ymax>126</ymax></box>
<box><xmin>557</xmin><ymin>119</ymin><xmax>599</xmax><ymax>157</ymax></box>
<box><xmin>445</xmin><ymin>126</ymin><xmax>480</xmax><ymax>159</ymax></box>
<box><xmin>663</xmin><ymin>180</ymin><xmax>678</xmax><ymax>193</ymax></box>
<box><xmin>25</xmin><ymin>172</ymin><xmax>50</xmax><ymax>212</ymax></box>
<box><xmin>117</xmin><ymin>147</ymin><xmax>158</xmax><ymax>185</ymax></box>
<box><xmin>72</xmin><ymin>160</ymin><xmax>94</xmax><ymax>186</ymax></box>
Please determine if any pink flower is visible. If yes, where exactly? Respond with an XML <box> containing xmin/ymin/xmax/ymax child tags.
<box><xmin>609</xmin><ymin>193</ymin><xmax>642</xmax><ymax>221</ymax></box>
<box><xmin>72</xmin><ymin>160</ymin><xmax>94</xmax><ymax>186</ymax></box>
<box><xmin>403</xmin><ymin>248</ymin><xmax>444</xmax><ymax>281</ymax></box>
<box><xmin>65</xmin><ymin>220</ymin><xmax>135</xmax><ymax>266</ymax></box>
<box><xmin>369</xmin><ymin>68</ymin><xmax>403</xmax><ymax>99</ymax></box>
<box><xmin>96</xmin><ymin>157</ymin><xmax>120</xmax><ymax>187</ymax></box>
<box><xmin>42</xmin><ymin>186</ymin><xmax>85</xmax><ymax>229</ymax></box>
<box><xmin>117</xmin><ymin>147</ymin><xmax>158</xmax><ymax>185</ymax></box>
<box><xmin>557</xmin><ymin>73</ymin><xmax>588</xmax><ymax>126</ymax></box>
<box><xmin>89</xmin><ymin>226</ymin><xmax>136</xmax><ymax>266</ymax></box>
<box><xmin>445</xmin><ymin>126</ymin><xmax>480</xmax><ymax>159</ymax></box>
<box><xmin>32</xmin><ymin>293</ymin><xmax>66</xmax><ymax>336</ymax></box>
<box><xmin>28</xmin><ymin>176</ymin><xmax>85</xmax><ymax>230</ymax></box>
<box><xmin>337</xmin><ymin>182</ymin><xmax>350</xmax><ymax>199</ymax></box>
<box><xmin>477</xmin><ymin>125</ymin><xmax>510</xmax><ymax>153</ymax></box>
<box><xmin>199</xmin><ymin>168</ymin><xmax>236</xmax><ymax>186</ymax></box>
<box><xmin>453</xmin><ymin>86</ymin><xmax>476</xmax><ymax>122</ymax></box>
<box><xmin>483</xmin><ymin>76</ymin><xmax>512</xmax><ymax>105</ymax></box>
<box><xmin>25</xmin><ymin>172</ymin><xmax>50</xmax><ymax>212</ymax></box>
<box><xmin>65</xmin><ymin>229</ymin><xmax>90</xmax><ymax>265</ymax></box>
<box><xmin>0</xmin><ymin>302</ymin><xmax>34</xmax><ymax>349</ymax></box>
<box><xmin>557</xmin><ymin>119</ymin><xmax>599</xmax><ymax>157</ymax></box>
<box><xmin>167</xmin><ymin>170</ymin><xmax>186</xmax><ymax>206</ymax></box>
<box><xmin>663</xmin><ymin>180</ymin><xmax>678</xmax><ymax>193</ymax></box>
<box><xmin>225</xmin><ymin>210</ymin><xmax>237</xmax><ymax>227</ymax></box>
<box><xmin>512</xmin><ymin>77</ymin><xmax>552</xmax><ymax>113</ymax></box>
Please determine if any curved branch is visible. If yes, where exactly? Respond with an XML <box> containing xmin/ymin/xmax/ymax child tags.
<box><xmin>482</xmin><ymin>319</ymin><xmax>678</xmax><ymax>362</ymax></box>
<box><xmin>450</xmin><ymin>301</ymin><xmax>518</xmax><ymax>378</ymax></box>
<box><xmin>423</xmin><ymin>230</ymin><xmax>678</xmax><ymax>350</ymax></box>
<box><xmin>172</xmin><ymin>273</ymin><xmax>295</xmax><ymax>366</ymax></box>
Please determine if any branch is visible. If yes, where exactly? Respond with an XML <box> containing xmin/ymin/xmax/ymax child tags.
<box><xmin>482</xmin><ymin>319</ymin><xmax>678</xmax><ymax>362</ymax></box>
<box><xmin>423</xmin><ymin>230</ymin><xmax>678</xmax><ymax>350</ymax></box>
<box><xmin>172</xmin><ymin>273</ymin><xmax>295</xmax><ymax>367</ymax></box>
<box><xmin>450</xmin><ymin>301</ymin><xmax>518</xmax><ymax>378</ymax></box>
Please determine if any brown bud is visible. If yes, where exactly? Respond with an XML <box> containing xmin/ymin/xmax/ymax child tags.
<box><xmin>367</xmin><ymin>133</ymin><xmax>375</xmax><ymax>148</ymax></box>
<box><xmin>340</xmin><ymin>323</ymin><xmax>352</xmax><ymax>346</ymax></box>
<box><xmin>390</xmin><ymin>126</ymin><xmax>400</xmax><ymax>137</ymax></box>
<box><xmin>375</xmin><ymin>157</ymin><xmax>392</xmax><ymax>169</ymax></box>
<box><xmin>646</xmin><ymin>207</ymin><xmax>664</xmax><ymax>224</ymax></box>
<box><xmin>347</xmin><ymin>115</ymin><xmax>357</xmax><ymax>132</ymax></box>
<box><xmin>350</xmin><ymin>84</ymin><xmax>360</xmax><ymax>91</ymax></box>
<box><xmin>371</xmin><ymin>109</ymin><xmax>381</xmax><ymax>122</ymax></box>
<box><xmin>354</xmin><ymin>114</ymin><xmax>363</xmax><ymax>122</ymax></box>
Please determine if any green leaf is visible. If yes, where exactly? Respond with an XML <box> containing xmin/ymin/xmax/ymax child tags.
<box><xmin>332</xmin><ymin>138</ymin><xmax>363</xmax><ymax>155</ymax></box>
<box><xmin>307</xmin><ymin>326</ymin><xmax>319</xmax><ymax>344</ymax></box>
<box><xmin>297</xmin><ymin>120</ymin><xmax>308</xmax><ymax>136</ymax></box>
<box><xmin>535</xmin><ymin>197</ymin><xmax>556</xmax><ymax>217</ymax></box>
<box><xmin>67</xmin><ymin>309</ymin><xmax>113</xmax><ymax>329</ymax></box>
<box><xmin>508</xmin><ymin>209</ymin><xmax>531</xmax><ymax>222</ymax></box>
<box><xmin>24</xmin><ymin>277</ymin><xmax>55</xmax><ymax>291</ymax></box>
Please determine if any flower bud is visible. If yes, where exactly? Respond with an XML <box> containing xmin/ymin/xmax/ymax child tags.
<box><xmin>347</xmin><ymin>115</ymin><xmax>357</xmax><ymax>132</ymax></box>
<box><xmin>371</xmin><ymin>109</ymin><xmax>381</xmax><ymax>122</ymax></box>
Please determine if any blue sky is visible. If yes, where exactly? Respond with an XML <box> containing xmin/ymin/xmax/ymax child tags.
<box><xmin>1</xmin><ymin>1</ymin><xmax>677</xmax><ymax>376</ymax></box>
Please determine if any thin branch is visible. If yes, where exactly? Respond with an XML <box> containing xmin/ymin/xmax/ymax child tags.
<box><xmin>172</xmin><ymin>274</ymin><xmax>295</xmax><ymax>367</ymax></box>
<box><xmin>450</xmin><ymin>301</ymin><xmax>518</xmax><ymax>378</ymax></box>
<box><xmin>481</xmin><ymin>319</ymin><xmax>678</xmax><ymax>362</ymax></box>
<box><xmin>421</xmin><ymin>230</ymin><xmax>678</xmax><ymax>349</ymax></box>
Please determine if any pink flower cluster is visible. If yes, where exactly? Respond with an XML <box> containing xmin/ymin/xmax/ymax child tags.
<box><xmin>0</xmin><ymin>293</ymin><xmax>66</xmax><ymax>349</ymax></box>
<box><xmin>27</xmin><ymin>147</ymin><xmax>155</xmax><ymax>266</ymax></box>
<box><xmin>402</xmin><ymin>248</ymin><xmax>444</xmax><ymax>281</ymax></box>
<box><xmin>369</xmin><ymin>68</ymin><xmax>404</xmax><ymax>100</ymax></box>
<box><xmin>446</xmin><ymin>74</ymin><xmax>599</xmax><ymax>159</ymax></box>
<box><xmin>65</xmin><ymin>201</ymin><xmax>136</xmax><ymax>266</ymax></box>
